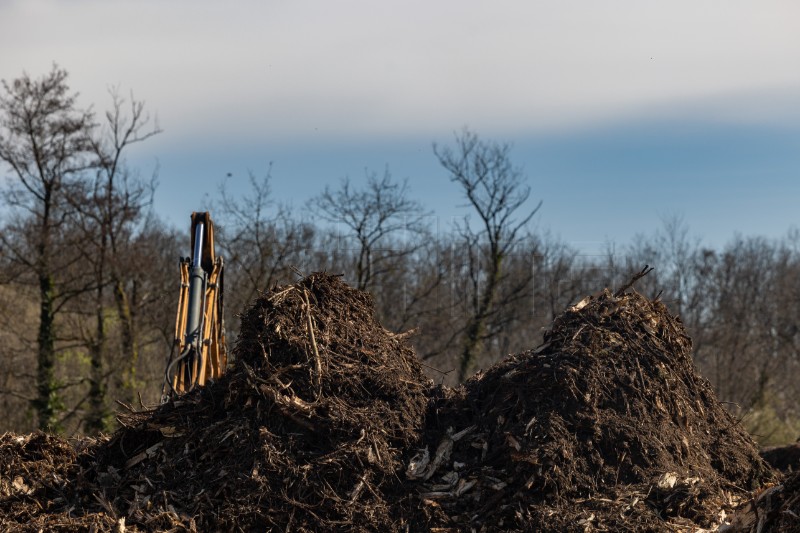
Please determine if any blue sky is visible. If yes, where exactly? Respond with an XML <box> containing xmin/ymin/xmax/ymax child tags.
<box><xmin>2</xmin><ymin>0</ymin><xmax>800</xmax><ymax>253</ymax></box>
<box><xmin>147</xmin><ymin>113</ymin><xmax>800</xmax><ymax>253</ymax></box>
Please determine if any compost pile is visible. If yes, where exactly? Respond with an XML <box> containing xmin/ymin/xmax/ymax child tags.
<box><xmin>1</xmin><ymin>272</ymin><xmax>432</xmax><ymax>532</ymax></box>
<box><xmin>411</xmin><ymin>287</ymin><xmax>775</xmax><ymax>532</ymax></box>
<box><xmin>0</xmin><ymin>272</ymin><xmax>780</xmax><ymax>532</ymax></box>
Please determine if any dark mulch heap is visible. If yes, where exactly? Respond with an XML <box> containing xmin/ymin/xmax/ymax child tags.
<box><xmin>2</xmin><ymin>273</ymin><xmax>432</xmax><ymax>532</ymax></box>
<box><xmin>0</xmin><ymin>272</ymin><xmax>780</xmax><ymax>532</ymax></box>
<box><xmin>88</xmin><ymin>272</ymin><xmax>431</xmax><ymax>532</ymax></box>
<box><xmin>412</xmin><ymin>288</ymin><xmax>775</xmax><ymax>532</ymax></box>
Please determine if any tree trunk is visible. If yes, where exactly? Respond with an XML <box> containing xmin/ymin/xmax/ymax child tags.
<box><xmin>113</xmin><ymin>278</ymin><xmax>139</xmax><ymax>402</ymax></box>
<box><xmin>34</xmin><ymin>273</ymin><xmax>60</xmax><ymax>431</ymax></box>
<box><xmin>85</xmin><ymin>283</ymin><xmax>109</xmax><ymax>433</ymax></box>
<box><xmin>459</xmin><ymin>253</ymin><xmax>502</xmax><ymax>381</ymax></box>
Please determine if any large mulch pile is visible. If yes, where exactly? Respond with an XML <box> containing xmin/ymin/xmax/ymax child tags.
<box><xmin>410</xmin><ymin>287</ymin><xmax>775</xmax><ymax>532</ymax></box>
<box><xmin>1</xmin><ymin>273</ymin><xmax>432</xmax><ymax>532</ymax></box>
<box><xmin>0</xmin><ymin>272</ymin><xmax>781</xmax><ymax>532</ymax></box>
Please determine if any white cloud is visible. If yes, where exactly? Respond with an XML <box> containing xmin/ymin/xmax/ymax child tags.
<box><xmin>2</xmin><ymin>0</ymin><xmax>799</xmax><ymax>142</ymax></box>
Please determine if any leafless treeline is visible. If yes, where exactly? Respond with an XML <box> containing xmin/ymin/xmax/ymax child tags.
<box><xmin>1</xmin><ymin>67</ymin><xmax>799</xmax><ymax>445</ymax></box>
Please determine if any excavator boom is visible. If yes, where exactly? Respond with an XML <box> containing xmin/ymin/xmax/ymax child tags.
<box><xmin>163</xmin><ymin>212</ymin><xmax>227</xmax><ymax>399</ymax></box>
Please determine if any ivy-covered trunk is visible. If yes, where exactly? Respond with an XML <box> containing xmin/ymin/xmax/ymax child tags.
<box><xmin>34</xmin><ymin>273</ymin><xmax>61</xmax><ymax>432</ymax></box>
<box><xmin>114</xmin><ymin>278</ymin><xmax>140</xmax><ymax>402</ymax></box>
<box><xmin>85</xmin><ymin>283</ymin><xmax>110</xmax><ymax>434</ymax></box>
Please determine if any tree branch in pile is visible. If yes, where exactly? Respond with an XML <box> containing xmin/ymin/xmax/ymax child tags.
<box><xmin>615</xmin><ymin>265</ymin><xmax>654</xmax><ymax>297</ymax></box>
<box><xmin>301</xmin><ymin>288</ymin><xmax>323</xmax><ymax>397</ymax></box>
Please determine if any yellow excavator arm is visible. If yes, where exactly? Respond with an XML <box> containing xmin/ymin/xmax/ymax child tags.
<box><xmin>162</xmin><ymin>212</ymin><xmax>227</xmax><ymax>399</ymax></box>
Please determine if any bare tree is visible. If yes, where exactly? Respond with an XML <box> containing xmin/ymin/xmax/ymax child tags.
<box><xmin>434</xmin><ymin>128</ymin><xmax>541</xmax><ymax>381</ymax></box>
<box><xmin>309</xmin><ymin>167</ymin><xmax>430</xmax><ymax>291</ymax></box>
<box><xmin>212</xmin><ymin>170</ymin><xmax>315</xmax><ymax>328</ymax></box>
<box><xmin>0</xmin><ymin>65</ymin><xmax>96</xmax><ymax>430</ymax></box>
<box><xmin>68</xmin><ymin>87</ymin><xmax>160</xmax><ymax>431</ymax></box>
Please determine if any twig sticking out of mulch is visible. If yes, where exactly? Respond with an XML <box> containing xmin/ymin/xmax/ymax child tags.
<box><xmin>411</xmin><ymin>287</ymin><xmax>776</xmax><ymax>532</ymax></box>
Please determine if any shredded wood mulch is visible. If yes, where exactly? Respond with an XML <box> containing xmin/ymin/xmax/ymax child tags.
<box><xmin>84</xmin><ymin>272</ymin><xmax>431</xmax><ymax>532</ymax></box>
<box><xmin>0</xmin><ymin>432</ymin><xmax>113</xmax><ymax>532</ymax></box>
<box><xmin>0</xmin><ymin>272</ymin><xmax>782</xmax><ymax>532</ymax></box>
<box><xmin>411</xmin><ymin>288</ymin><xmax>775</xmax><ymax>532</ymax></box>
<box><xmin>724</xmin><ymin>445</ymin><xmax>800</xmax><ymax>533</ymax></box>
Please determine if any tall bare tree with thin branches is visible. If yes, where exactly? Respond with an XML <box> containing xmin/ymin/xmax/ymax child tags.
<box><xmin>435</xmin><ymin>128</ymin><xmax>541</xmax><ymax>381</ymax></box>
<box><xmin>68</xmin><ymin>87</ymin><xmax>160</xmax><ymax>431</ymax></box>
<box><xmin>310</xmin><ymin>167</ymin><xmax>430</xmax><ymax>291</ymax></box>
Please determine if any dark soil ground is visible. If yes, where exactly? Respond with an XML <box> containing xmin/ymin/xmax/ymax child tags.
<box><xmin>0</xmin><ymin>272</ymin><xmax>785</xmax><ymax>532</ymax></box>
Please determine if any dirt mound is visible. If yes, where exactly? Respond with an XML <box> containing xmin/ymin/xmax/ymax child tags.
<box><xmin>1</xmin><ymin>273</ymin><xmax>431</xmax><ymax>532</ymax></box>
<box><xmin>412</xmin><ymin>288</ymin><xmax>775</xmax><ymax>531</ymax></box>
